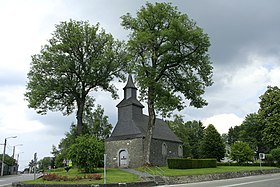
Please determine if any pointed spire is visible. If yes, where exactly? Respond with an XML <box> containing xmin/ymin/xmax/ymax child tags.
<box><xmin>124</xmin><ymin>74</ymin><xmax>137</xmax><ymax>89</ymax></box>
<box><xmin>123</xmin><ymin>74</ymin><xmax>137</xmax><ymax>100</ymax></box>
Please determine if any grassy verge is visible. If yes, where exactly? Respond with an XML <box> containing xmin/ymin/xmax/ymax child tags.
<box><xmin>136</xmin><ymin>166</ymin><xmax>279</xmax><ymax>177</ymax></box>
<box><xmin>24</xmin><ymin>168</ymin><xmax>140</xmax><ymax>185</ymax></box>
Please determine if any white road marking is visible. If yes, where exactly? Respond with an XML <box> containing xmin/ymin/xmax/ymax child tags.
<box><xmin>219</xmin><ymin>177</ymin><xmax>280</xmax><ymax>187</ymax></box>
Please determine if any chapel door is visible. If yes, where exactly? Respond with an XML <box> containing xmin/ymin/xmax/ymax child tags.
<box><xmin>119</xmin><ymin>150</ymin><xmax>128</xmax><ymax>168</ymax></box>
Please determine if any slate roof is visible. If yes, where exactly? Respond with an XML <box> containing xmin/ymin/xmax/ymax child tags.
<box><xmin>124</xmin><ymin>74</ymin><xmax>137</xmax><ymax>89</ymax></box>
<box><xmin>107</xmin><ymin>114</ymin><xmax>182</xmax><ymax>143</ymax></box>
<box><xmin>116</xmin><ymin>97</ymin><xmax>144</xmax><ymax>108</ymax></box>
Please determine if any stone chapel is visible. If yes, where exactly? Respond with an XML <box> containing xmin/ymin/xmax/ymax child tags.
<box><xmin>105</xmin><ymin>75</ymin><xmax>183</xmax><ymax>168</ymax></box>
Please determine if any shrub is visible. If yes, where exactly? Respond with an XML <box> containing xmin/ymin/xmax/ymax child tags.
<box><xmin>42</xmin><ymin>173</ymin><xmax>64</xmax><ymax>181</ymax></box>
<box><xmin>168</xmin><ymin>158</ymin><xmax>217</xmax><ymax>169</ymax></box>
<box><xmin>85</xmin><ymin>174</ymin><xmax>102</xmax><ymax>180</ymax></box>
<box><xmin>68</xmin><ymin>135</ymin><xmax>104</xmax><ymax>173</ymax></box>
<box><xmin>217</xmin><ymin>162</ymin><xmax>276</xmax><ymax>167</ymax></box>
<box><xmin>271</xmin><ymin>148</ymin><xmax>280</xmax><ymax>166</ymax></box>
<box><xmin>42</xmin><ymin>172</ymin><xmax>102</xmax><ymax>181</ymax></box>
<box><xmin>230</xmin><ymin>141</ymin><xmax>254</xmax><ymax>164</ymax></box>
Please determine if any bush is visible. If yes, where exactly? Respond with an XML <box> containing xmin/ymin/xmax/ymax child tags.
<box><xmin>230</xmin><ymin>141</ymin><xmax>254</xmax><ymax>164</ymax></box>
<box><xmin>217</xmin><ymin>162</ymin><xmax>276</xmax><ymax>167</ymax></box>
<box><xmin>271</xmin><ymin>148</ymin><xmax>280</xmax><ymax>166</ymax></box>
<box><xmin>168</xmin><ymin>158</ymin><xmax>217</xmax><ymax>169</ymax></box>
<box><xmin>85</xmin><ymin>174</ymin><xmax>102</xmax><ymax>180</ymax></box>
<box><xmin>68</xmin><ymin>135</ymin><xmax>104</xmax><ymax>173</ymax></box>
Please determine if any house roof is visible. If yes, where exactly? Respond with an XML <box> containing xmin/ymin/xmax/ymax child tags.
<box><xmin>107</xmin><ymin>114</ymin><xmax>182</xmax><ymax>143</ymax></box>
<box><xmin>116</xmin><ymin>97</ymin><xmax>144</xmax><ymax>108</ymax></box>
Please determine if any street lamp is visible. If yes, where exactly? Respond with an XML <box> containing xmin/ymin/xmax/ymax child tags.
<box><xmin>16</xmin><ymin>152</ymin><xmax>24</xmax><ymax>164</ymax></box>
<box><xmin>12</xmin><ymin>144</ymin><xmax>23</xmax><ymax>159</ymax></box>
<box><xmin>1</xmin><ymin>136</ymin><xmax>17</xmax><ymax>176</ymax></box>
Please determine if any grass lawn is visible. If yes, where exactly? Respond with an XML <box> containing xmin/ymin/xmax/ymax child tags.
<box><xmin>24</xmin><ymin>167</ymin><xmax>140</xmax><ymax>185</ymax></box>
<box><xmin>136</xmin><ymin>166</ymin><xmax>279</xmax><ymax>177</ymax></box>
<box><xmin>24</xmin><ymin>166</ymin><xmax>279</xmax><ymax>184</ymax></box>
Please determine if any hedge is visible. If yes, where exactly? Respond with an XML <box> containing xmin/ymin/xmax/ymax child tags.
<box><xmin>217</xmin><ymin>162</ymin><xmax>277</xmax><ymax>167</ymax></box>
<box><xmin>167</xmin><ymin>158</ymin><xmax>217</xmax><ymax>169</ymax></box>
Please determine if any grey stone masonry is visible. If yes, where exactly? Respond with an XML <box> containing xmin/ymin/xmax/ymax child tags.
<box><xmin>105</xmin><ymin>138</ymin><xmax>144</xmax><ymax>168</ymax></box>
<box><xmin>150</xmin><ymin>139</ymin><xmax>182</xmax><ymax>166</ymax></box>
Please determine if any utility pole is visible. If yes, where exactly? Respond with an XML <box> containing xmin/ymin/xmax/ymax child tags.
<box><xmin>12</xmin><ymin>144</ymin><xmax>23</xmax><ymax>159</ymax></box>
<box><xmin>1</xmin><ymin>138</ymin><xmax>7</xmax><ymax>177</ymax></box>
<box><xmin>1</xmin><ymin>136</ymin><xmax>17</xmax><ymax>176</ymax></box>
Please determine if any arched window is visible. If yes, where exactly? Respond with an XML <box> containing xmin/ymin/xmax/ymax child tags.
<box><xmin>162</xmin><ymin>143</ymin><xmax>167</xmax><ymax>156</ymax></box>
<box><xmin>178</xmin><ymin>145</ymin><xmax>183</xmax><ymax>157</ymax></box>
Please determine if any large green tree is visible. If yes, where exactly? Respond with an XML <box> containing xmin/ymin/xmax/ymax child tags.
<box><xmin>121</xmin><ymin>2</ymin><xmax>213</xmax><ymax>164</ymax></box>
<box><xmin>258</xmin><ymin>86</ymin><xmax>280</xmax><ymax>148</ymax></box>
<box><xmin>25</xmin><ymin>20</ymin><xmax>128</xmax><ymax>134</ymax></box>
<box><xmin>199</xmin><ymin>124</ymin><xmax>225</xmax><ymax>161</ymax></box>
<box><xmin>239</xmin><ymin>113</ymin><xmax>266</xmax><ymax>153</ymax></box>
<box><xmin>168</xmin><ymin>116</ymin><xmax>205</xmax><ymax>158</ymax></box>
<box><xmin>38</xmin><ymin>157</ymin><xmax>53</xmax><ymax>171</ymax></box>
<box><xmin>168</xmin><ymin>115</ymin><xmax>192</xmax><ymax>157</ymax></box>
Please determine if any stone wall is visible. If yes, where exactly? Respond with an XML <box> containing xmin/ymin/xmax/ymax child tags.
<box><xmin>150</xmin><ymin>139</ymin><xmax>181</xmax><ymax>166</ymax></box>
<box><xmin>166</xmin><ymin>169</ymin><xmax>280</xmax><ymax>184</ymax></box>
<box><xmin>105</xmin><ymin>138</ymin><xmax>144</xmax><ymax>168</ymax></box>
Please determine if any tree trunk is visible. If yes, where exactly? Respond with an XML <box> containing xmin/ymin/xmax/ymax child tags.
<box><xmin>76</xmin><ymin>99</ymin><xmax>85</xmax><ymax>135</ymax></box>
<box><xmin>144</xmin><ymin>87</ymin><xmax>156</xmax><ymax>165</ymax></box>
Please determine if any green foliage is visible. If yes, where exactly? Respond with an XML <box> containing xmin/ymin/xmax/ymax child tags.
<box><xmin>167</xmin><ymin>158</ymin><xmax>216</xmax><ymax>169</ymax></box>
<box><xmin>168</xmin><ymin>115</ymin><xmax>204</xmax><ymax>158</ymax></box>
<box><xmin>38</xmin><ymin>157</ymin><xmax>53</xmax><ymax>171</ymax></box>
<box><xmin>121</xmin><ymin>2</ymin><xmax>213</xmax><ymax>164</ymax></box>
<box><xmin>68</xmin><ymin>135</ymin><xmax>104</xmax><ymax>173</ymax></box>
<box><xmin>217</xmin><ymin>162</ymin><xmax>276</xmax><ymax>167</ymax></box>
<box><xmin>26</xmin><ymin>168</ymin><xmax>140</xmax><ymax>184</ymax></box>
<box><xmin>270</xmin><ymin>148</ymin><xmax>280</xmax><ymax>165</ymax></box>
<box><xmin>122</xmin><ymin>2</ymin><xmax>213</xmax><ymax>116</ymax></box>
<box><xmin>230</xmin><ymin>141</ymin><xmax>254</xmax><ymax>164</ymax></box>
<box><xmin>258</xmin><ymin>86</ymin><xmax>280</xmax><ymax>148</ymax></box>
<box><xmin>25</xmin><ymin>19</ymin><xmax>128</xmax><ymax>134</ymax></box>
<box><xmin>227</xmin><ymin>126</ymin><xmax>241</xmax><ymax>146</ymax></box>
<box><xmin>239</xmin><ymin>113</ymin><xmax>266</xmax><ymax>153</ymax></box>
<box><xmin>52</xmin><ymin>105</ymin><xmax>111</xmax><ymax>168</ymax></box>
<box><xmin>0</xmin><ymin>154</ymin><xmax>16</xmax><ymax>166</ymax></box>
<box><xmin>83</xmin><ymin>104</ymin><xmax>113</xmax><ymax>140</ymax></box>
<box><xmin>199</xmin><ymin>124</ymin><xmax>225</xmax><ymax>161</ymax></box>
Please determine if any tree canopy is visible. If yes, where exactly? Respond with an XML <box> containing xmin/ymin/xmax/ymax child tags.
<box><xmin>25</xmin><ymin>20</ymin><xmax>128</xmax><ymax>134</ymax></box>
<box><xmin>199</xmin><ymin>124</ymin><xmax>225</xmax><ymax>161</ymax></box>
<box><xmin>121</xmin><ymin>2</ymin><xmax>213</xmax><ymax>164</ymax></box>
<box><xmin>239</xmin><ymin>113</ymin><xmax>266</xmax><ymax>153</ymax></box>
<box><xmin>258</xmin><ymin>86</ymin><xmax>280</xmax><ymax>148</ymax></box>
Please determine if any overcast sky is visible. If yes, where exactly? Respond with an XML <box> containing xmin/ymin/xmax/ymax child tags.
<box><xmin>1</xmin><ymin>0</ymin><xmax>280</xmax><ymax>170</ymax></box>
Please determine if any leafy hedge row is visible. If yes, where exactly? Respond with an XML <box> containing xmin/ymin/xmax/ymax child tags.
<box><xmin>217</xmin><ymin>162</ymin><xmax>277</xmax><ymax>167</ymax></box>
<box><xmin>167</xmin><ymin>158</ymin><xmax>217</xmax><ymax>169</ymax></box>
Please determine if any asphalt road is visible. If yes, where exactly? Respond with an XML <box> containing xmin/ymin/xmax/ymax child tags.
<box><xmin>0</xmin><ymin>174</ymin><xmax>36</xmax><ymax>187</ymax></box>
<box><xmin>160</xmin><ymin>173</ymin><xmax>280</xmax><ymax>187</ymax></box>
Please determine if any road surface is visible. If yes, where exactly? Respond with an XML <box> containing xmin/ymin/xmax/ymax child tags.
<box><xmin>0</xmin><ymin>174</ymin><xmax>35</xmax><ymax>187</ymax></box>
<box><xmin>160</xmin><ymin>173</ymin><xmax>280</xmax><ymax>187</ymax></box>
